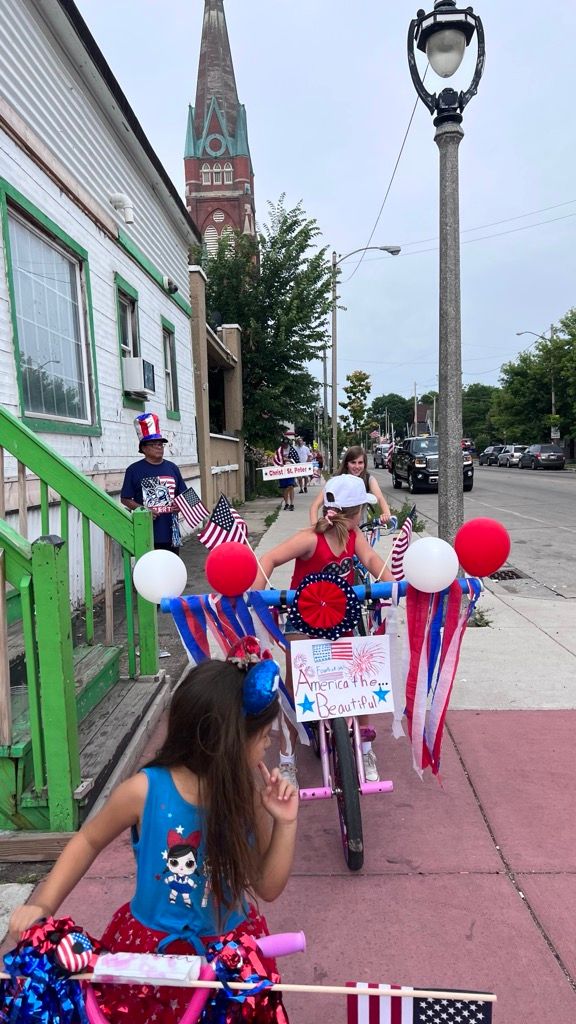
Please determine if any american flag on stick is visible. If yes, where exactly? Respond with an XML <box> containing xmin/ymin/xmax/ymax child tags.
<box><xmin>391</xmin><ymin>505</ymin><xmax>416</xmax><ymax>581</ymax></box>
<box><xmin>174</xmin><ymin>487</ymin><xmax>209</xmax><ymax>529</ymax></box>
<box><xmin>346</xmin><ymin>983</ymin><xmax>493</xmax><ymax>1023</ymax></box>
<box><xmin>198</xmin><ymin>494</ymin><xmax>248</xmax><ymax>550</ymax></box>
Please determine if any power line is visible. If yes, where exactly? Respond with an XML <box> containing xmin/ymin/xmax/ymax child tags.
<box><xmin>344</xmin><ymin>66</ymin><xmax>428</xmax><ymax>284</ymax></box>
<box><xmin>398</xmin><ymin>198</ymin><xmax>576</xmax><ymax>247</ymax></box>
<box><xmin>362</xmin><ymin>210</ymin><xmax>576</xmax><ymax>260</ymax></box>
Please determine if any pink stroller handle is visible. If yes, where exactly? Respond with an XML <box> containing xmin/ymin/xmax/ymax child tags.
<box><xmin>178</xmin><ymin>931</ymin><xmax>306</xmax><ymax>1024</ymax></box>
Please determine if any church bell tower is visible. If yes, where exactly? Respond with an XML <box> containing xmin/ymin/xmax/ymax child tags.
<box><xmin>185</xmin><ymin>0</ymin><xmax>256</xmax><ymax>252</ymax></box>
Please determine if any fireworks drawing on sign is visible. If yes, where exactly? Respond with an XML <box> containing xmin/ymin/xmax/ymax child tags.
<box><xmin>347</xmin><ymin>640</ymin><xmax>388</xmax><ymax>681</ymax></box>
<box><xmin>293</xmin><ymin>651</ymin><xmax>311</xmax><ymax>692</ymax></box>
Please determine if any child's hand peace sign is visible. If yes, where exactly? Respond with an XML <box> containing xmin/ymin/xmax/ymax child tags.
<box><xmin>258</xmin><ymin>763</ymin><xmax>298</xmax><ymax>824</ymax></box>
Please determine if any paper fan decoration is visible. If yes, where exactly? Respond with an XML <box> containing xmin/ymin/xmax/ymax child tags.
<box><xmin>290</xmin><ymin>572</ymin><xmax>361</xmax><ymax>639</ymax></box>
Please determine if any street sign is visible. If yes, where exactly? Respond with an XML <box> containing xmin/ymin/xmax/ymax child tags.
<box><xmin>551</xmin><ymin>427</ymin><xmax>560</xmax><ymax>439</ymax></box>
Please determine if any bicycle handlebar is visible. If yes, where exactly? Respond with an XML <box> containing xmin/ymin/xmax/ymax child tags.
<box><xmin>252</xmin><ymin>577</ymin><xmax>481</xmax><ymax>607</ymax></box>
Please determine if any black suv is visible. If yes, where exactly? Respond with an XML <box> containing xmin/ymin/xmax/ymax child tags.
<box><xmin>391</xmin><ymin>436</ymin><xmax>474</xmax><ymax>494</ymax></box>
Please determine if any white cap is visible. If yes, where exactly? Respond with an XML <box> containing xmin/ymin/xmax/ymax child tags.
<box><xmin>323</xmin><ymin>475</ymin><xmax>377</xmax><ymax>509</ymax></box>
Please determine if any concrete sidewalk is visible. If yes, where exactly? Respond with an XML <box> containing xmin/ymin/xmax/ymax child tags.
<box><xmin>2</xmin><ymin>483</ymin><xmax>576</xmax><ymax>1022</ymax></box>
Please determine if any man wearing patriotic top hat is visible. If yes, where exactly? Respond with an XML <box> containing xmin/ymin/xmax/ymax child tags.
<box><xmin>121</xmin><ymin>413</ymin><xmax>187</xmax><ymax>556</ymax></box>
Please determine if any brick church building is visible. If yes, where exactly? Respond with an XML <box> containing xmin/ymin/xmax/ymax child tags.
<box><xmin>185</xmin><ymin>0</ymin><xmax>256</xmax><ymax>252</ymax></box>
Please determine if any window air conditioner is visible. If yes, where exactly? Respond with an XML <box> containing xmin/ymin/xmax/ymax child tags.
<box><xmin>122</xmin><ymin>357</ymin><xmax>155</xmax><ymax>397</ymax></box>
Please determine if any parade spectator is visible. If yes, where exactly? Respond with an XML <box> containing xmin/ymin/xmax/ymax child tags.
<box><xmin>121</xmin><ymin>413</ymin><xmax>186</xmax><ymax>554</ymax></box>
<box><xmin>273</xmin><ymin>435</ymin><xmax>299</xmax><ymax>511</ymax></box>
<box><xmin>9</xmin><ymin>652</ymin><xmax>298</xmax><ymax>1024</ymax></box>
<box><xmin>295</xmin><ymin>436</ymin><xmax>312</xmax><ymax>493</ymax></box>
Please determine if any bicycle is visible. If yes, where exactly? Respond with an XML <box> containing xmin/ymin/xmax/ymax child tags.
<box><xmin>258</xmin><ymin>577</ymin><xmax>478</xmax><ymax>873</ymax></box>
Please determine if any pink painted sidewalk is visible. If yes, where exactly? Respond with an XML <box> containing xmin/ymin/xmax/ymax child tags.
<box><xmin>44</xmin><ymin>707</ymin><xmax>576</xmax><ymax>1023</ymax></box>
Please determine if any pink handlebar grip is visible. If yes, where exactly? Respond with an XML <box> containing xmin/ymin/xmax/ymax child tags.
<box><xmin>256</xmin><ymin>931</ymin><xmax>306</xmax><ymax>958</ymax></box>
<box><xmin>178</xmin><ymin>931</ymin><xmax>306</xmax><ymax>1024</ymax></box>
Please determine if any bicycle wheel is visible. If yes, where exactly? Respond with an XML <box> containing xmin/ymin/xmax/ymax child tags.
<box><xmin>331</xmin><ymin>717</ymin><xmax>363</xmax><ymax>871</ymax></box>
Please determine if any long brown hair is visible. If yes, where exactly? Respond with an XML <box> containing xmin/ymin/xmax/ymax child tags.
<box><xmin>147</xmin><ymin>660</ymin><xmax>279</xmax><ymax>913</ymax></box>
<box><xmin>337</xmin><ymin>446</ymin><xmax>369</xmax><ymax>488</ymax></box>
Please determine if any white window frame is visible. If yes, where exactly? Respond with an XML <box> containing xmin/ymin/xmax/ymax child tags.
<box><xmin>162</xmin><ymin>324</ymin><xmax>178</xmax><ymax>412</ymax></box>
<box><xmin>8</xmin><ymin>209</ymin><xmax>92</xmax><ymax>425</ymax></box>
<box><xmin>212</xmin><ymin>163</ymin><xmax>222</xmax><ymax>185</ymax></box>
<box><xmin>224</xmin><ymin>162</ymin><xmax>233</xmax><ymax>184</ymax></box>
<box><xmin>118</xmin><ymin>291</ymin><xmax>140</xmax><ymax>359</ymax></box>
<box><xmin>201</xmin><ymin>163</ymin><xmax>211</xmax><ymax>185</ymax></box>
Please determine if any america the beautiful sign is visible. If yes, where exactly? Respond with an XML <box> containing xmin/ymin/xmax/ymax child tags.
<box><xmin>290</xmin><ymin>635</ymin><xmax>394</xmax><ymax>722</ymax></box>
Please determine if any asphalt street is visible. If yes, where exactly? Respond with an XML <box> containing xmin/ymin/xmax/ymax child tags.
<box><xmin>374</xmin><ymin>462</ymin><xmax>576</xmax><ymax>599</ymax></box>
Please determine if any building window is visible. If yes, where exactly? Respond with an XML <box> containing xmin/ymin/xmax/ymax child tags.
<box><xmin>201</xmin><ymin>163</ymin><xmax>211</xmax><ymax>185</ymax></box>
<box><xmin>204</xmin><ymin>225</ymin><xmax>219</xmax><ymax>256</ymax></box>
<box><xmin>8</xmin><ymin>210</ymin><xmax>92</xmax><ymax>423</ymax></box>
<box><xmin>162</xmin><ymin>319</ymin><xmax>179</xmax><ymax>414</ymax></box>
<box><xmin>224</xmin><ymin>162</ymin><xmax>233</xmax><ymax>184</ymax></box>
<box><xmin>212</xmin><ymin>163</ymin><xmax>222</xmax><ymax>185</ymax></box>
<box><xmin>117</xmin><ymin>287</ymin><xmax>139</xmax><ymax>358</ymax></box>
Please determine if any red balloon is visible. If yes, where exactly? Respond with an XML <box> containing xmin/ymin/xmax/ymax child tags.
<box><xmin>454</xmin><ymin>518</ymin><xmax>511</xmax><ymax>577</ymax></box>
<box><xmin>205</xmin><ymin>542</ymin><xmax>258</xmax><ymax>596</ymax></box>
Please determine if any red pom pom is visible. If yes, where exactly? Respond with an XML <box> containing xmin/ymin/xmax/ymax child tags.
<box><xmin>205</xmin><ymin>542</ymin><xmax>258</xmax><ymax>596</ymax></box>
<box><xmin>454</xmin><ymin>518</ymin><xmax>511</xmax><ymax>577</ymax></box>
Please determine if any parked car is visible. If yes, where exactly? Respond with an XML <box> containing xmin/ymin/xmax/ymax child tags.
<box><xmin>497</xmin><ymin>444</ymin><xmax>527</xmax><ymax>468</ymax></box>
<box><xmin>478</xmin><ymin>445</ymin><xmax>504</xmax><ymax>466</ymax></box>
<box><xmin>518</xmin><ymin>444</ymin><xmax>565</xmax><ymax>470</ymax></box>
<box><xmin>391</xmin><ymin>435</ymin><xmax>474</xmax><ymax>493</ymax></box>
<box><xmin>373</xmin><ymin>443</ymin><xmax>391</xmax><ymax>468</ymax></box>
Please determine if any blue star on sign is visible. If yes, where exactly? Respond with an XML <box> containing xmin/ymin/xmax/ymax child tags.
<box><xmin>298</xmin><ymin>695</ymin><xmax>315</xmax><ymax>715</ymax></box>
<box><xmin>373</xmin><ymin>687</ymin><xmax>390</xmax><ymax>703</ymax></box>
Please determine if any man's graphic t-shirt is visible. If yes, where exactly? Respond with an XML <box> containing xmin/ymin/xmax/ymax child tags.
<box><xmin>121</xmin><ymin>458</ymin><xmax>187</xmax><ymax>546</ymax></box>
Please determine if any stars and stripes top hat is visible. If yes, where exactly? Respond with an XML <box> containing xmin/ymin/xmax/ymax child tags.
<box><xmin>134</xmin><ymin>412</ymin><xmax>167</xmax><ymax>446</ymax></box>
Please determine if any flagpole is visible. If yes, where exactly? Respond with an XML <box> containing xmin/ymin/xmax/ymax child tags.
<box><xmin>0</xmin><ymin>969</ymin><xmax>495</xmax><ymax>1003</ymax></box>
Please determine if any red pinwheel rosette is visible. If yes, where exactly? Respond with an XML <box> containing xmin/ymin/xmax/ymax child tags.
<box><xmin>290</xmin><ymin>572</ymin><xmax>361</xmax><ymax>639</ymax></box>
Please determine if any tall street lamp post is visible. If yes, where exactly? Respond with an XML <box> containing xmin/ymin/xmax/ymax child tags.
<box><xmin>408</xmin><ymin>1</ymin><xmax>485</xmax><ymax>543</ymax></box>
<box><xmin>516</xmin><ymin>328</ymin><xmax>558</xmax><ymax>440</ymax></box>
<box><xmin>331</xmin><ymin>245</ymin><xmax>401</xmax><ymax>471</ymax></box>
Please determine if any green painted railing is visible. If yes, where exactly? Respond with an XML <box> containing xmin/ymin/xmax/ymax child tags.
<box><xmin>0</xmin><ymin>405</ymin><xmax>158</xmax><ymax>830</ymax></box>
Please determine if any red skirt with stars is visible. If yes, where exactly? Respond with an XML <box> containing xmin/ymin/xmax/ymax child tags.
<box><xmin>89</xmin><ymin>902</ymin><xmax>289</xmax><ymax>1024</ymax></box>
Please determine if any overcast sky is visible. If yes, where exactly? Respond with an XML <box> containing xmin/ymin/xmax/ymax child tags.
<box><xmin>75</xmin><ymin>0</ymin><xmax>576</xmax><ymax>405</ymax></box>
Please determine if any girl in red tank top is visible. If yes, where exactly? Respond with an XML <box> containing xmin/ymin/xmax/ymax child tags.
<box><xmin>252</xmin><ymin>475</ymin><xmax>394</xmax><ymax>787</ymax></box>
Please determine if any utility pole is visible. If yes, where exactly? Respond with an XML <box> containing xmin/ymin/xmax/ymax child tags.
<box><xmin>413</xmin><ymin>382</ymin><xmax>418</xmax><ymax>436</ymax></box>
<box><xmin>433</xmin><ymin>394</ymin><xmax>436</xmax><ymax>434</ymax></box>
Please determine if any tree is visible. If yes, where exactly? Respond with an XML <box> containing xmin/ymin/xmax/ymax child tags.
<box><xmin>339</xmin><ymin>370</ymin><xmax>371</xmax><ymax>441</ymax></box>
<box><xmin>194</xmin><ymin>198</ymin><xmax>332</xmax><ymax>446</ymax></box>
<box><xmin>368</xmin><ymin>393</ymin><xmax>413</xmax><ymax>438</ymax></box>
<box><xmin>461</xmin><ymin>383</ymin><xmax>499</xmax><ymax>451</ymax></box>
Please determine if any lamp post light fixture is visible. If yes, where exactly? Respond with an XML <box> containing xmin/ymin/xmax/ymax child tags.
<box><xmin>516</xmin><ymin>328</ymin><xmax>559</xmax><ymax>439</ymax></box>
<box><xmin>331</xmin><ymin>245</ymin><xmax>401</xmax><ymax>472</ymax></box>
<box><xmin>407</xmin><ymin>1</ymin><xmax>485</xmax><ymax>544</ymax></box>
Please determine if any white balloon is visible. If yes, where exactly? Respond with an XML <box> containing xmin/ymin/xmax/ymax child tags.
<box><xmin>133</xmin><ymin>550</ymin><xmax>188</xmax><ymax>603</ymax></box>
<box><xmin>402</xmin><ymin>537</ymin><xmax>459</xmax><ymax>593</ymax></box>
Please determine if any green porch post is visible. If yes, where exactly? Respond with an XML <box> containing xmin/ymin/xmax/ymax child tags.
<box><xmin>132</xmin><ymin>509</ymin><xmax>158</xmax><ymax>675</ymax></box>
<box><xmin>31</xmin><ymin>535</ymin><xmax>80</xmax><ymax>830</ymax></box>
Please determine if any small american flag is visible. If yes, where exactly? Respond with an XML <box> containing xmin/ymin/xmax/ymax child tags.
<box><xmin>346</xmin><ymin>984</ymin><xmax>493</xmax><ymax>1023</ymax></box>
<box><xmin>198</xmin><ymin>494</ymin><xmax>248</xmax><ymax>550</ymax></box>
<box><xmin>391</xmin><ymin>507</ymin><xmax>415</xmax><ymax>581</ymax></box>
<box><xmin>55</xmin><ymin>931</ymin><xmax>94</xmax><ymax>973</ymax></box>
<box><xmin>332</xmin><ymin>639</ymin><xmax>353</xmax><ymax>659</ymax></box>
<box><xmin>174</xmin><ymin>487</ymin><xmax>209</xmax><ymax>529</ymax></box>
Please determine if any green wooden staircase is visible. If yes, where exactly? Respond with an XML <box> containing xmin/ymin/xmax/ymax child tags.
<box><xmin>0</xmin><ymin>406</ymin><xmax>161</xmax><ymax>832</ymax></box>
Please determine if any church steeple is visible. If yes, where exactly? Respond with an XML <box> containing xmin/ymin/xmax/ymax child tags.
<box><xmin>185</xmin><ymin>0</ymin><xmax>256</xmax><ymax>251</ymax></box>
<box><xmin>194</xmin><ymin>0</ymin><xmax>239</xmax><ymax>138</ymax></box>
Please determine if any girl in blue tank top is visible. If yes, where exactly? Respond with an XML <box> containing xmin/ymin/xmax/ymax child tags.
<box><xmin>9</xmin><ymin>648</ymin><xmax>298</xmax><ymax>1023</ymax></box>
